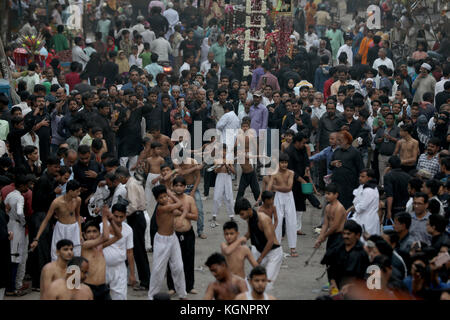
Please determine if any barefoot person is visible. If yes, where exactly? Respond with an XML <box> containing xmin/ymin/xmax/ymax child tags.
<box><xmin>221</xmin><ymin>221</ymin><xmax>258</xmax><ymax>281</ymax></box>
<box><xmin>40</xmin><ymin>239</ymin><xmax>74</xmax><ymax>299</ymax></box>
<box><xmin>43</xmin><ymin>256</ymin><xmax>93</xmax><ymax>300</ymax></box>
<box><xmin>314</xmin><ymin>183</ymin><xmax>346</xmax><ymax>250</ymax></box>
<box><xmin>203</xmin><ymin>252</ymin><xmax>248</xmax><ymax>300</ymax></box>
<box><xmin>166</xmin><ymin>176</ymin><xmax>198</xmax><ymax>295</ymax></box>
<box><xmin>267</xmin><ymin>152</ymin><xmax>298</xmax><ymax>257</ymax></box>
<box><xmin>235</xmin><ymin>266</ymin><xmax>276</xmax><ymax>300</ymax></box>
<box><xmin>147</xmin><ymin>185</ymin><xmax>187</xmax><ymax>300</ymax></box>
<box><xmin>31</xmin><ymin>180</ymin><xmax>82</xmax><ymax>261</ymax></box>
<box><xmin>234</xmin><ymin>198</ymin><xmax>283</xmax><ymax>292</ymax></box>
<box><xmin>82</xmin><ymin>206</ymin><xmax>122</xmax><ymax>300</ymax></box>
<box><xmin>393</xmin><ymin>124</ymin><xmax>419</xmax><ymax>174</ymax></box>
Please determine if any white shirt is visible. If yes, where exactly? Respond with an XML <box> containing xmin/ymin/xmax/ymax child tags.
<box><xmin>72</xmin><ymin>45</ymin><xmax>90</xmax><ymax>70</ymax></box>
<box><xmin>163</xmin><ymin>8</ymin><xmax>179</xmax><ymax>29</ymax></box>
<box><xmin>216</xmin><ymin>110</ymin><xmax>240</xmax><ymax>145</ymax></box>
<box><xmin>21</xmin><ymin>132</ymin><xmax>41</xmax><ymax>164</ymax></box>
<box><xmin>179</xmin><ymin>62</ymin><xmax>190</xmax><ymax>74</ymax></box>
<box><xmin>129</xmin><ymin>54</ymin><xmax>143</xmax><ymax>68</ymax></box>
<box><xmin>351</xmin><ymin>184</ymin><xmax>380</xmax><ymax>236</ymax></box>
<box><xmin>101</xmin><ymin>221</ymin><xmax>133</xmax><ymax>266</ymax></box>
<box><xmin>132</xmin><ymin>23</ymin><xmax>146</xmax><ymax>35</ymax></box>
<box><xmin>141</xmin><ymin>29</ymin><xmax>156</xmax><ymax>44</ymax></box>
<box><xmin>112</xmin><ymin>183</ymin><xmax>127</xmax><ymax>209</ymax></box>
<box><xmin>311</xmin><ymin>104</ymin><xmax>326</xmax><ymax>119</ymax></box>
<box><xmin>150</xmin><ymin>37</ymin><xmax>173</xmax><ymax>62</ymax></box>
<box><xmin>304</xmin><ymin>32</ymin><xmax>319</xmax><ymax>51</ymax></box>
<box><xmin>262</xmin><ymin>97</ymin><xmax>274</xmax><ymax>107</ymax></box>
<box><xmin>373</xmin><ymin>57</ymin><xmax>394</xmax><ymax>71</ymax></box>
<box><xmin>6</xmin><ymin>190</ymin><xmax>26</xmax><ymax>263</ymax></box>
<box><xmin>52</xmin><ymin>9</ymin><xmax>63</xmax><ymax>25</ymax></box>
<box><xmin>336</xmin><ymin>44</ymin><xmax>353</xmax><ymax>66</ymax></box>
<box><xmin>238</xmin><ymin>110</ymin><xmax>249</xmax><ymax>124</ymax></box>
<box><xmin>435</xmin><ymin>77</ymin><xmax>449</xmax><ymax>97</ymax></box>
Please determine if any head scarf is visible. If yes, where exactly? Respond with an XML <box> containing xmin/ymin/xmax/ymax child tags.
<box><xmin>115</xmin><ymin>50</ymin><xmax>130</xmax><ymax>74</ymax></box>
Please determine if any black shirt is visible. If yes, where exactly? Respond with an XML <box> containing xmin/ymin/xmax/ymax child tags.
<box><xmin>73</xmin><ymin>159</ymin><xmax>101</xmax><ymax>197</ymax></box>
<box><xmin>32</xmin><ymin>171</ymin><xmax>56</xmax><ymax>213</ymax></box>
<box><xmin>383</xmin><ymin>168</ymin><xmax>411</xmax><ymax>209</ymax></box>
<box><xmin>179</xmin><ymin>39</ymin><xmax>199</xmax><ymax>58</ymax></box>
<box><xmin>249</xmin><ymin>209</ymin><xmax>280</xmax><ymax>253</ymax></box>
<box><xmin>117</xmin><ymin>105</ymin><xmax>151</xmax><ymax>157</ymax></box>
<box><xmin>101</xmin><ymin>61</ymin><xmax>119</xmax><ymax>87</ymax></box>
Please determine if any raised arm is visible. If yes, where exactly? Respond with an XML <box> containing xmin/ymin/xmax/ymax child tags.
<box><xmin>221</xmin><ymin>236</ymin><xmax>247</xmax><ymax>256</ymax></box>
<box><xmin>30</xmin><ymin>200</ymin><xmax>57</xmax><ymax>250</ymax></box>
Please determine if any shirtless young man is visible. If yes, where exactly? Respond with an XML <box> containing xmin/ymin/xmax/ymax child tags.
<box><xmin>267</xmin><ymin>152</ymin><xmax>298</xmax><ymax>257</ymax></box>
<box><xmin>40</xmin><ymin>239</ymin><xmax>74</xmax><ymax>299</ymax></box>
<box><xmin>235</xmin><ymin>117</ymin><xmax>260</xmax><ymax>201</ymax></box>
<box><xmin>314</xmin><ymin>183</ymin><xmax>346</xmax><ymax>250</ymax></box>
<box><xmin>81</xmin><ymin>206</ymin><xmax>122</xmax><ymax>300</ymax></box>
<box><xmin>167</xmin><ymin>176</ymin><xmax>199</xmax><ymax>295</ymax></box>
<box><xmin>31</xmin><ymin>180</ymin><xmax>82</xmax><ymax>261</ymax></box>
<box><xmin>173</xmin><ymin>157</ymin><xmax>206</xmax><ymax>239</ymax></box>
<box><xmin>172</xmin><ymin>113</ymin><xmax>188</xmax><ymax>132</ymax></box>
<box><xmin>148</xmin><ymin>185</ymin><xmax>187</xmax><ymax>300</ymax></box>
<box><xmin>393</xmin><ymin>124</ymin><xmax>419</xmax><ymax>174</ymax></box>
<box><xmin>235</xmin><ymin>198</ymin><xmax>283</xmax><ymax>292</ymax></box>
<box><xmin>258</xmin><ymin>191</ymin><xmax>278</xmax><ymax>230</ymax></box>
<box><xmin>144</xmin><ymin>142</ymin><xmax>165</xmax><ymax>213</ymax></box>
<box><xmin>235</xmin><ymin>266</ymin><xmax>276</xmax><ymax>300</ymax></box>
<box><xmin>212</xmin><ymin>144</ymin><xmax>236</xmax><ymax>227</ymax></box>
<box><xmin>43</xmin><ymin>256</ymin><xmax>93</xmax><ymax>300</ymax></box>
<box><xmin>203</xmin><ymin>252</ymin><xmax>248</xmax><ymax>300</ymax></box>
<box><xmin>221</xmin><ymin>221</ymin><xmax>258</xmax><ymax>280</ymax></box>
<box><xmin>147</xmin><ymin>125</ymin><xmax>174</xmax><ymax>164</ymax></box>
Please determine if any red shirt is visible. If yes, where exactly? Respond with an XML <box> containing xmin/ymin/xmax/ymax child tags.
<box><xmin>1</xmin><ymin>184</ymin><xmax>33</xmax><ymax>235</ymax></box>
<box><xmin>65</xmin><ymin>72</ymin><xmax>81</xmax><ymax>91</ymax></box>
<box><xmin>323</xmin><ymin>78</ymin><xmax>334</xmax><ymax>101</ymax></box>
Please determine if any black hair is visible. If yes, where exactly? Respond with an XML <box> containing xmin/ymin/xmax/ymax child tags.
<box><xmin>343</xmin><ymin>220</ymin><xmax>362</xmax><ymax>235</ymax></box>
<box><xmin>83</xmin><ymin>220</ymin><xmax>100</xmax><ymax>232</ymax></box>
<box><xmin>428</xmin><ymin>137</ymin><xmax>442</xmax><ymax>148</ymax></box>
<box><xmin>160</xmin><ymin>162</ymin><xmax>171</xmax><ymax>170</ymax></box>
<box><xmin>279</xmin><ymin>152</ymin><xmax>289</xmax><ymax>162</ymax></box>
<box><xmin>23</xmin><ymin>145</ymin><xmax>38</xmax><ymax>156</ymax></box>
<box><xmin>234</xmin><ymin>197</ymin><xmax>252</xmax><ymax>215</ymax></box>
<box><xmin>56</xmin><ymin>239</ymin><xmax>74</xmax><ymax>250</ymax></box>
<box><xmin>325</xmin><ymin>183</ymin><xmax>339</xmax><ymax>194</ymax></box>
<box><xmin>425</xmin><ymin>180</ymin><xmax>441</xmax><ymax>196</ymax></box>
<box><xmin>205</xmin><ymin>252</ymin><xmax>227</xmax><ymax>267</ymax></box>
<box><xmin>409</xmin><ymin>178</ymin><xmax>423</xmax><ymax>193</ymax></box>
<box><xmin>249</xmin><ymin>265</ymin><xmax>267</xmax><ymax>279</ymax></box>
<box><xmin>47</xmin><ymin>155</ymin><xmax>60</xmax><ymax>166</ymax></box>
<box><xmin>383</xmin><ymin>229</ymin><xmax>399</xmax><ymax>246</ymax></box>
<box><xmin>67</xmin><ymin>256</ymin><xmax>88</xmax><ymax>268</ymax></box>
<box><xmin>152</xmin><ymin>184</ymin><xmax>167</xmax><ymax>199</ymax></box>
<box><xmin>92</xmin><ymin>138</ymin><xmax>103</xmax><ymax>151</ymax></box>
<box><xmin>66</xmin><ymin>180</ymin><xmax>80</xmax><ymax>192</ymax></box>
<box><xmin>112</xmin><ymin>203</ymin><xmax>127</xmax><ymax>214</ymax></box>
<box><xmin>388</xmin><ymin>155</ymin><xmax>402</xmax><ymax>169</ymax></box>
<box><xmin>223</xmin><ymin>220</ymin><xmax>238</xmax><ymax>231</ymax></box>
<box><xmin>78</xmin><ymin>144</ymin><xmax>91</xmax><ymax>155</ymax></box>
<box><xmin>428</xmin><ymin>199</ymin><xmax>441</xmax><ymax>215</ymax></box>
<box><xmin>105</xmin><ymin>158</ymin><xmax>120</xmax><ymax>168</ymax></box>
<box><xmin>371</xmin><ymin>254</ymin><xmax>392</xmax><ymax>272</ymax></box>
<box><xmin>394</xmin><ymin>212</ymin><xmax>412</xmax><ymax>229</ymax></box>
<box><xmin>293</xmin><ymin>132</ymin><xmax>306</xmax><ymax>143</ymax></box>
<box><xmin>261</xmin><ymin>191</ymin><xmax>274</xmax><ymax>202</ymax></box>
<box><xmin>173</xmin><ymin>175</ymin><xmax>187</xmax><ymax>186</ymax></box>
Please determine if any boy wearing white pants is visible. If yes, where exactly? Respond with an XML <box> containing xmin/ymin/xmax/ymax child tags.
<box><xmin>267</xmin><ymin>152</ymin><xmax>298</xmax><ymax>257</ymax></box>
<box><xmin>101</xmin><ymin>203</ymin><xmax>135</xmax><ymax>300</ymax></box>
<box><xmin>148</xmin><ymin>185</ymin><xmax>187</xmax><ymax>300</ymax></box>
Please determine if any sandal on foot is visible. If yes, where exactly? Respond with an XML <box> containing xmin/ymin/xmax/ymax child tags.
<box><xmin>289</xmin><ymin>250</ymin><xmax>299</xmax><ymax>257</ymax></box>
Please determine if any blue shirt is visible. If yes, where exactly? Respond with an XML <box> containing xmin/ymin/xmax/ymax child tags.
<box><xmin>144</xmin><ymin>63</ymin><xmax>164</xmax><ymax>82</ymax></box>
<box><xmin>121</xmin><ymin>82</ymin><xmax>148</xmax><ymax>97</ymax></box>
<box><xmin>309</xmin><ymin>146</ymin><xmax>337</xmax><ymax>174</ymax></box>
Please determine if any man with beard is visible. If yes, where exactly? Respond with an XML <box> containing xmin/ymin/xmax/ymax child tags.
<box><xmin>416</xmin><ymin>138</ymin><xmax>442</xmax><ymax>178</ymax></box>
<box><xmin>234</xmin><ymin>266</ymin><xmax>276</xmax><ymax>300</ymax></box>
<box><xmin>57</xmin><ymin>98</ymin><xmax>80</xmax><ymax>141</ymax></box>
<box><xmin>93</xmin><ymin>100</ymin><xmax>116</xmax><ymax>157</ymax></box>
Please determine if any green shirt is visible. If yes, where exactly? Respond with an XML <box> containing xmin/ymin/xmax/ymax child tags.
<box><xmin>209</xmin><ymin>43</ymin><xmax>228</xmax><ymax>69</ymax></box>
<box><xmin>140</xmin><ymin>51</ymin><xmax>152</xmax><ymax>68</ymax></box>
<box><xmin>51</xmin><ymin>33</ymin><xmax>69</xmax><ymax>53</ymax></box>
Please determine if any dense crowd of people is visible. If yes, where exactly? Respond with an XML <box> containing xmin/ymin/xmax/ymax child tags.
<box><xmin>0</xmin><ymin>0</ymin><xmax>449</xmax><ymax>300</ymax></box>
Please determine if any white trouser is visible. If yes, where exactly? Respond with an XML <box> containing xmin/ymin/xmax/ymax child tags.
<box><xmin>51</xmin><ymin>221</ymin><xmax>81</xmax><ymax>261</ymax></box>
<box><xmin>16</xmin><ymin>234</ymin><xmax>28</xmax><ymax>289</ymax></box>
<box><xmin>274</xmin><ymin>191</ymin><xmax>297</xmax><ymax>249</ymax></box>
<box><xmin>212</xmin><ymin>173</ymin><xmax>234</xmax><ymax>218</ymax></box>
<box><xmin>251</xmin><ymin>246</ymin><xmax>283</xmax><ymax>292</ymax></box>
<box><xmin>120</xmin><ymin>156</ymin><xmax>138</xmax><ymax>176</ymax></box>
<box><xmin>143</xmin><ymin>210</ymin><xmax>151</xmax><ymax>251</ymax></box>
<box><xmin>145</xmin><ymin>173</ymin><xmax>160</xmax><ymax>215</ymax></box>
<box><xmin>0</xmin><ymin>288</ymin><xmax>4</xmax><ymax>300</ymax></box>
<box><xmin>106</xmin><ymin>262</ymin><xmax>127</xmax><ymax>300</ymax></box>
<box><xmin>296</xmin><ymin>211</ymin><xmax>304</xmax><ymax>231</ymax></box>
<box><xmin>148</xmin><ymin>233</ymin><xmax>186</xmax><ymax>300</ymax></box>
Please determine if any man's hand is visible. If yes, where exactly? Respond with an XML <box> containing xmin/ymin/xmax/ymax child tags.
<box><xmin>314</xmin><ymin>239</ymin><xmax>322</xmax><ymax>249</ymax></box>
<box><xmin>85</xmin><ymin>170</ymin><xmax>98</xmax><ymax>179</ymax></box>
<box><xmin>39</xmin><ymin>119</ymin><xmax>50</xmax><ymax>127</ymax></box>
<box><xmin>129</xmin><ymin>274</ymin><xmax>136</xmax><ymax>287</ymax></box>
<box><xmin>5</xmin><ymin>203</ymin><xmax>11</xmax><ymax>213</ymax></box>
<box><xmin>330</xmin><ymin>160</ymin><xmax>342</xmax><ymax>167</ymax></box>
<box><xmin>8</xmin><ymin>231</ymin><xmax>13</xmax><ymax>241</ymax></box>
<box><xmin>54</xmin><ymin>187</ymin><xmax>62</xmax><ymax>195</ymax></box>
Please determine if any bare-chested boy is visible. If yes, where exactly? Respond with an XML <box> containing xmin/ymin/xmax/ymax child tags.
<box><xmin>147</xmin><ymin>125</ymin><xmax>174</xmax><ymax>164</ymax></box>
<box><xmin>203</xmin><ymin>252</ymin><xmax>248</xmax><ymax>300</ymax></box>
<box><xmin>167</xmin><ymin>176</ymin><xmax>199</xmax><ymax>295</ymax></box>
<box><xmin>221</xmin><ymin>221</ymin><xmax>258</xmax><ymax>281</ymax></box>
<box><xmin>81</xmin><ymin>206</ymin><xmax>122</xmax><ymax>300</ymax></box>
<box><xmin>267</xmin><ymin>152</ymin><xmax>298</xmax><ymax>257</ymax></box>
<box><xmin>31</xmin><ymin>180</ymin><xmax>82</xmax><ymax>261</ymax></box>
<box><xmin>172</xmin><ymin>113</ymin><xmax>188</xmax><ymax>133</ymax></box>
<box><xmin>235</xmin><ymin>117</ymin><xmax>260</xmax><ymax>201</ymax></box>
<box><xmin>258</xmin><ymin>191</ymin><xmax>278</xmax><ymax>230</ymax></box>
<box><xmin>235</xmin><ymin>266</ymin><xmax>276</xmax><ymax>300</ymax></box>
<box><xmin>314</xmin><ymin>183</ymin><xmax>346</xmax><ymax>250</ymax></box>
<box><xmin>212</xmin><ymin>144</ymin><xmax>236</xmax><ymax>227</ymax></box>
<box><xmin>393</xmin><ymin>124</ymin><xmax>419</xmax><ymax>174</ymax></box>
<box><xmin>148</xmin><ymin>185</ymin><xmax>187</xmax><ymax>300</ymax></box>
<box><xmin>43</xmin><ymin>256</ymin><xmax>93</xmax><ymax>300</ymax></box>
<box><xmin>144</xmin><ymin>142</ymin><xmax>165</xmax><ymax>212</ymax></box>
<box><xmin>40</xmin><ymin>239</ymin><xmax>74</xmax><ymax>299</ymax></box>
<box><xmin>173</xmin><ymin>157</ymin><xmax>206</xmax><ymax>239</ymax></box>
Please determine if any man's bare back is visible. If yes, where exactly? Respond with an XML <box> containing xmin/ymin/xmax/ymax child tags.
<box><xmin>147</xmin><ymin>133</ymin><xmax>172</xmax><ymax>158</ymax></box>
<box><xmin>44</xmin><ymin>279</ymin><xmax>93</xmax><ymax>300</ymax></box>
<box><xmin>40</xmin><ymin>261</ymin><xmax>67</xmax><ymax>298</ymax></box>
<box><xmin>258</xmin><ymin>205</ymin><xmax>278</xmax><ymax>229</ymax></box>
<box><xmin>204</xmin><ymin>275</ymin><xmax>248</xmax><ymax>300</ymax></box>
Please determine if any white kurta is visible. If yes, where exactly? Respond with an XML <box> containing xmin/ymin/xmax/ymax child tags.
<box><xmin>6</xmin><ymin>190</ymin><xmax>26</xmax><ymax>264</ymax></box>
<box><xmin>216</xmin><ymin>111</ymin><xmax>240</xmax><ymax>146</ymax></box>
<box><xmin>351</xmin><ymin>185</ymin><xmax>380</xmax><ymax>236</ymax></box>
<box><xmin>336</xmin><ymin>44</ymin><xmax>353</xmax><ymax>66</ymax></box>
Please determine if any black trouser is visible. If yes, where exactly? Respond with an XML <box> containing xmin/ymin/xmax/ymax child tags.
<box><xmin>318</xmin><ymin>159</ymin><xmax>327</xmax><ymax>191</ymax></box>
<box><xmin>150</xmin><ymin>205</ymin><xmax>158</xmax><ymax>248</ymax></box>
<box><xmin>167</xmin><ymin>227</ymin><xmax>195</xmax><ymax>292</ymax></box>
<box><xmin>306</xmin><ymin>193</ymin><xmax>321</xmax><ymax>208</ymax></box>
<box><xmin>86</xmin><ymin>283</ymin><xmax>111</xmax><ymax>300</ymax></box>
<box><xmin>7</xmin><ymin>263</ymin><xmax>19</xmax><ymax>292</ymax></box>
<box><xmin>236</xmin><ymin>170</ymin><xmax>260</xmax><ymax>201</ymax></box>
<box><xmin>203</xmin><ymin>168</ymin><xmax>217</xmax><ymax>197</ymax></box>
<box><xmin>127</xmin><ymin>211</ymin><xmax>151</xmax><ymax>288</ymax></box>
<box><xmin>28</xmin><ymin>211</ymin><xmax>52</xmax><ymax>288</ymax></box>
<box><xmin>401</xmin><ymin>165</ymin><xmax>416</xmax><ymax>175</ymax></box>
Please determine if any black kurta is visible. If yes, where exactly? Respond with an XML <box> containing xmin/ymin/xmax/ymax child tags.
<box><xmin>331</xmin><ymin>145</ymin><xmax>363</xmax><ymax>209</ymax></box>
<box><xmin>117</xmin><ymin>105</ymin><xmax>151</xmax><ymax>157</ymax></box>
<box><xmin>286</xmin><ymin>144</ymin><xmax>310</xmax><ymax>212</ymax></box>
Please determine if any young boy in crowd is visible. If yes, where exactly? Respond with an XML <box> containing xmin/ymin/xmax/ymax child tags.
<box><xmin>258</xmin><ymin>191</ymin><xmax>278</xmax><ymax>230</ymax></box>
<box><xmin>144</xmin><ymin>141</ymin><xmax>165</xmax><ymax>214</ymax></box>
<box><xmin>281</xmin><ymin>129</ymin><xmax>295</xmax><ymax>153</ymax></box>
<box><xmin>221</xmin><ymin>221</ymin><xmax>258</xmax><ymax>283</ymax></box>
<box><xmin>267</xmin><ymin>152</ymin><xmax>298</xmax><ymax>257</ymax></box>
